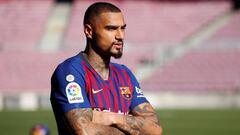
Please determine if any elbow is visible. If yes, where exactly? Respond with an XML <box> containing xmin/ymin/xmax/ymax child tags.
<box><xmin>153</xmin><ymin>116</ymin><xmax>163</xmax><ymax>135</ymax></box>
<box><xmin>149</xmin><ymin>122</ymin><xmax>163</xmax><ymax>135</ymax></box>
<box><xmin>148</xmin><ymin>116</ymin><xmax>163</xmax><ymax>135</ymax></box>
<box><xmin>154</xmin><ymin>125</ymin><xmax>163</xmax><ymax>135</ymax></box>
<box><xmin>159</xmin><ymin>125</ymin><xmax>163</xmax><ymax>135</ymax></box>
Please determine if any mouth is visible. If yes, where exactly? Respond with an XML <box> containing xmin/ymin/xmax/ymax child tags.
<box><xmin>113</xmin><ymin>42</ymin><xmax>123</xmax><ymax>49</ymax></box>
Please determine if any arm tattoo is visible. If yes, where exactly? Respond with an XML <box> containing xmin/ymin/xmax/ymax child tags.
<box><xmin>133</xmin><ymin>104</ymin><xmax>154</xmax><ymax>114</ymax></box>
<box><xmin>65</xmin><ymin>108</ymin><xmax>92</xmax><ymax>134</ymax></box>
<box><xmin>115</xmin><ymin>103</ymin><xmax>162</xmax><ymax>135</ymax></box>
<box><xmin>131</xmin><ymin>104</ymin><xmax>160</xmax><ymax>124</ymax></box>
<box><xmin>65</xmin><ymin>108</ymin><xmax>125</xmax><ymax>135</ymax></box>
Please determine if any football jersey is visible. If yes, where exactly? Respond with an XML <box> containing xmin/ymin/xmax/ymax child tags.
<box><xmin>50</xmin><ymin>52</ymin><xmax>148</xmax><ymax>134</ymax></box>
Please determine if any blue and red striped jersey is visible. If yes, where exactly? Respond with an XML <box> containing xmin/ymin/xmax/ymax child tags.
<box><xmin>50</xmin><ymin>53</ymin><xmax>148</xmax><ymax>134</ymax></box>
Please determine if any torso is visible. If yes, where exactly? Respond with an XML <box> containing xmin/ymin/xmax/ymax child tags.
<box><xmin>82</xmin><ymin>55</ymin><xmax>134</xmax><ymax>115</ymax></box>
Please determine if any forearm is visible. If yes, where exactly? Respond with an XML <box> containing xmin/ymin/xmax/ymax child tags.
<box><xmin>82</xmin><ymin>123</ymin><xmax>124</xmax><ymax>135</ymax></box>
<box><xmin>113</xmin><ymin>114</ymin><xmax>162</xmax><ymax>135</ymax></box>
<box><xmin>93</xmin><ymin>110</ymin><xmax>162</xmax><ymax>135</ymax></box>
<box><xmin>65</xmin><ymin>108</ymin><xmax>124</xmax><ymax>135</ymax></box>
<box><xmin>92</xmin><ymin>103</ymin><xmax>163</xmax><ymax>135</ymax></box>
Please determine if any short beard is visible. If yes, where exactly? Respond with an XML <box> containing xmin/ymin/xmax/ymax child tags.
<box><xmin>112</xmin><ymin>51</ymin><xmax>122</xmax><ymax>59</ymax></box>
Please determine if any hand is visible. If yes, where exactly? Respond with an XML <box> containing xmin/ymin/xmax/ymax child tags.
<box><xmin>92</xmin><ymin>110</ymin><xmax>118</xmax><ymax>126</ymax></box>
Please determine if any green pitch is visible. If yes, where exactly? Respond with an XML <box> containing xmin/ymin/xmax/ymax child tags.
<box><xmin>0</xmin><ymin>109</ymin><xmax>240</xmax><ymax>135</ymax></box>
<box><xmin>159</xmin><ymin>109</ymin><xmax>240</xmax><ymax>135</ymax></box>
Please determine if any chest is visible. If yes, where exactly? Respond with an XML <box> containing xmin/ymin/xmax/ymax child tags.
<box><xmin>84</xmin><ymin>67</ymin><xmax>133</xmax><ymax>114</ymax></box>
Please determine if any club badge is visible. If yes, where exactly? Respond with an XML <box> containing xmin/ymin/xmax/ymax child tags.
<box><xmin>120</xmin><ymin>87</ymin><xmax>132</xmax><ymax>100</ymax></box>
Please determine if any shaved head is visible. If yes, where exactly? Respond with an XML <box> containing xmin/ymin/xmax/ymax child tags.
<box><xmin>84</xmin><ymin>2</ymin><xmax>121</xmax><ymax>25</ymax></box>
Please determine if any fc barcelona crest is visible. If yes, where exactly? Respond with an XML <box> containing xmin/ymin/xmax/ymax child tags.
<box><xmin>120</xmin><ymin>87</ymin><xmax>132</xmax><ymax>100</ymax></box>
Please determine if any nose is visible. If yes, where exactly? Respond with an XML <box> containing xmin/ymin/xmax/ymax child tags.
<box><xmin>116</xmin><ymin>28</ymin><xmax>124</xmax><ymax>40</ymax></box>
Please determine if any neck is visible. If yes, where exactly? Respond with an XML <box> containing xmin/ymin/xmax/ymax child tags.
<box><xmin>83</xmin><ymin>44</ymin><xmax>110</xmax><ymax>80</ymax></box>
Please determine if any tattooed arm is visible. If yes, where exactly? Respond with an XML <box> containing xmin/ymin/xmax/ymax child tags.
<box><xmin>118</xmin><ymin>102</ymin><xmax>163</xmax><ymax>135</ymax></box>
<box><xmin>64</xmin><ymin>108</ymin><xmax>124</xmax><ymax>135</ymax></box>
<box><xmin>93</xmin><ymin>102</ymin><xmax>163</xmax><ymax>135</ymax></box>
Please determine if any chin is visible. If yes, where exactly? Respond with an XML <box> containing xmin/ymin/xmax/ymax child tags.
<box><xmin>112</xmin><ymin>52</ymin><xmax>123</xmax><ymax>59</ymax></box>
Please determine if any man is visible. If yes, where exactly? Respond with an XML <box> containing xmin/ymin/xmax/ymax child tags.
<box><xmin>51</xmin><ymin>2</ymin><xmax>162</xmax><ymax>135</ymax></box>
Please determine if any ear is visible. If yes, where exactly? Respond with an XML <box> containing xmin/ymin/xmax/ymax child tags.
<box><xmin>84</xmin><ymin>24</ymin><xmax>93</xmax><ymax>39</ymax></box>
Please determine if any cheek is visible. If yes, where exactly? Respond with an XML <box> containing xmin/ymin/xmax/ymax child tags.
<box><xmin>97</xmin><ymin>32</ymin><xmax>114</xmax><ymax>45</ymax></box>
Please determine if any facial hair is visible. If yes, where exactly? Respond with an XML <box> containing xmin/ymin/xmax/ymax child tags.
<box><xmin>112</xmin><ymin>41</ymin><xmax>123</xmax><ymax>59</ymax></box>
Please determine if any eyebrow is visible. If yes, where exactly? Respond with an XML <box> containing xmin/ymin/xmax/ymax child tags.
<box><xmin>105</xmin><ymin>24</ymin><xmax>127</xmax><ymax>29</ymax></box>
<box><xmin>122</xmin><ymin>24</ymin><xmax>127</xmax><ymax>28</ymax></box>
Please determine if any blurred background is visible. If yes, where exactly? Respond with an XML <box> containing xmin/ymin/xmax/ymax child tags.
<box><xmin>0</xmin><ymin>0</ymin><xmax>240</xmax><ymax>135</ymax></box>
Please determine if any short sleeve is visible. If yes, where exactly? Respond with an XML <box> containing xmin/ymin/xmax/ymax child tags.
<box><xmin>121</xmin><ymin>65</ymin><xmax>149</xmax><ymax>110</ymax></box>
<box><xmin>51</xmin><ymin>62</ymin><xmax>91</xmax><ymax>113</ymax></box>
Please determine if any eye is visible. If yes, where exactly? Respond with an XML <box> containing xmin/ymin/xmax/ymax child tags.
<box><xmin>105</xmin><ymin>26</ymin><xmax>117</xmax><ymax>31</ymax></box>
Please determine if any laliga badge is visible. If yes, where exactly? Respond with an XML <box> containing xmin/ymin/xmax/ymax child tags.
<box><xmin>66</xmin><ymin>74</ymin><xmax>75</xmax><ymax>82</ymax></box>
<box><xmin>120</xmin><ymin>87</ymin><xmax>132</xmax><ymax>100</ymax></box>
<box><xmin>66</xmin><ymin>82</ymin><xmax>84</xmax><ymax>103</ymax></box>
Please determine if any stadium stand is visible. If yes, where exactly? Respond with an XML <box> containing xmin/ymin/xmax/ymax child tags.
<box><xmin>0</xmin><ymin>0</ymin><xmax>74</xmax><ymax>96</ymax></box>
<box><xmin>141</xmin><ymin>10</ymin><xmax>240</xmax><ymax>93</ymax></box>
<box><xmin>120</xmin><ymin>1</ymin><xmax>230</xmax><ymax>45</ymax></box>
<box><xmin>0</xmin><ymin>0</ymin><xmax>239</xmax><ymax>109</ymax></box>
<box><xmin>0</xmin><ymin>51</ymin><xmax>73</xmax><ymax>96</ymax></box>
<box><xmin>141</xmin><ymin>50</ymin><xmax>240</xmax><ymax>92</ymax></box>
<box><xmin>208</xmin><ymin>11</ymin><xmax>240</xmax><ymax>40</ymax></box>
<box><xmin>62</xmin><ymin>0</ymin><xmax>85</xmax><ymax>51</ymax></box>
<box><xmin>0</xmin><ymin>0</ymin><xmax>54</xmax><ymax>52</ymax></box>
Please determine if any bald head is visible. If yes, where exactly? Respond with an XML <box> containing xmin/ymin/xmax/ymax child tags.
<box><xmin>84</xmin><ymin>2</ymin><xmax>121</xmax><ymax>25</ymax></box>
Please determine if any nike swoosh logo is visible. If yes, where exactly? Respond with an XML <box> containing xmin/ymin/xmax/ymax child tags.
<box><xmin>92</xmin><ymin>89</ymin><xmax>103</xmax><ymax>94</ymax></box>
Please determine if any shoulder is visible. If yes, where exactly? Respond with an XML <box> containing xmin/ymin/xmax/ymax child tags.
<box><xmin>57</xmin><ymin>54</ymin><xmax>84</xmax><ymax>71</ymax></box>
<box><xmin>54</xmin><ymin>54</ymin><xmax>85</xmax><ymax>77</ymax></box>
